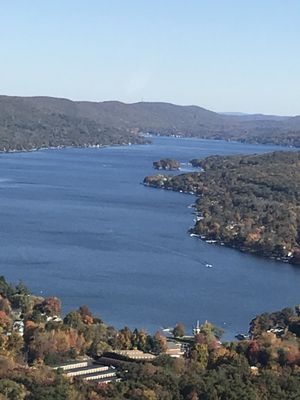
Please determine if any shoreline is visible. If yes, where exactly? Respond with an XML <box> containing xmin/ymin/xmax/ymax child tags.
<box><xmin>146</xmin><ymin>132</ymin><xmax>298</xmax><ymax>149</ymax></box>
<box><xmin>143</xmin><ymin>181</ymin><xmax>296</xmax><ymax>266</ymax></box>
<box><xmin>0</xmin><ymin>138</ymin><xmax>149</xmax><ymax>155</ymax></box>
<box><xmin>0</xmin><ymin>133</ymin><xmax>293</xmax><ymax>156</ymax></box>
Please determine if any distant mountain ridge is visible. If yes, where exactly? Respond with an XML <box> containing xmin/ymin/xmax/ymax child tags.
<box><xmin>220</xmin><ymin>112</ymin><xmax>290</xmax><ymax>121</ymax></box>
<box><xmin>0</xmin><ymin>95</ymin><xmax>299</xmax><ymax>150</ymax></box>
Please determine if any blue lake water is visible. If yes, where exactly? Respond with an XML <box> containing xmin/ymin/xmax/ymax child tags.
<box><xmin>0</xmin><ymin>136</ymin><xmax>299</xmax><ymax>339</ymax></box>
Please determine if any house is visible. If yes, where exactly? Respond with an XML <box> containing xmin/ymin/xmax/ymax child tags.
<box><xmin>165</xmin><ymin>341</ymin><xmax>185</xmax><ymax>358</ymax></box>
<box><xmin>266</xmin><ymin>326</ymin><xmax>286</xmax><ymax>337</ymax></box>
<box><xmin>235</xmin><ymin>333</ymin><xmax>250</xmax><ymax>341</ymax></box>
<box><xmin>46</xmin><ymin>315</ymin><xmax>63</xmax><ymax>323</ymax></box>
<box><xmin>13</xmin><ymin>320</ymin><xmax>24</xmax><ymax>336</ymax></box>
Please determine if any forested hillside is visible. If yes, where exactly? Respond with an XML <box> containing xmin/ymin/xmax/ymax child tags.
<box><xmin>1</xmin><ymin>95</ymin><xmax>300</xmax><ymax>151</ymax></box>
<box><xmin>0</xmin><ymin>96</ymin><xmax>145</xmax><ymax>151</ymax></box>
<box><xmin>144</xmin><ymin>151</ymin><xmax>300</xmax><ymax>263</ymax></box>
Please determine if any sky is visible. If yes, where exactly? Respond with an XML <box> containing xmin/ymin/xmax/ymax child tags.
<box><xmin>0</xmin><ymin>0</ymin><xmax>299</xmax><ymax>115</ymax></box>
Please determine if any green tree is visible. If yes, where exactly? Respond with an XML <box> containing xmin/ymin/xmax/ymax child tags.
<box><xmin>63</xmin><ymin>311</ymin><xmax>82</xmax><ymax>329</ymax></box>
<box><xmin>0</xmin><ymin>379</ymin><xmax>26</xmax><ymax>400</ymax></box>
<box><xmin>190</xmin><ymin>343</ymin><xmax>209</xmax><ymax>370</ymax></box>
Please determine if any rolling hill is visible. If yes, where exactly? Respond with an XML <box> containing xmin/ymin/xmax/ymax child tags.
<box><xmin>0</xmin><ymin>95</ymin><xmax>299</xmax><ymax>151</ymax></box>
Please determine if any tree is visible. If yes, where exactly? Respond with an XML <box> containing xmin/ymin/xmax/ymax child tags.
<box><xmin>41</xmin><ymin>297</ymin><xmax>61</xmax><ymax>316</ymax></box>
<box><xmin>6</xmin><ymin>332</ymin><xmax>24</xmax><ymax>360</ymax></box>
<box><xmin>117</xmin><ymin>327</ymin><xmax>133</xmax><ymax>349</ymax></box>
<box><xmin>151</xmin><ymin>331</ymin><xmax>167</xmax><ymax>354</ymax></box>
<box><xmin>189</xmin><ymin>343</ymin><xmax>209</xmax><ymax>370</ymax></box>
<box><xmin>0</xmin><ymin>379</ymin><xmax>26</xmax><ymax>400</ymax></box>
<box><xmin>12</xmin><ymin>294</ymin><xmax>34</xmax><ymax>314</ymax></box>
<box><xmin>63</xmin><ymin>311</ymin><xmax>82</xmax><ymax>329</ymax></box>
<box><xmin>31</xmin><ymin>309</ymin><xmax>47</xmax><ymax>323</ymax></box>
<box><xmin>15</xmin><ymin>281</ymin><xmax>29</xmax><ymax>296</ymax></box>
<box><xmin>89</xmin><ymin>340</ymin><xmax>111</xmax><ymax>357</ymax></box>
<box><xmin>0</xmin><ymin>296</ymin><xmax>12</xmax><ymax>315</ymax></box>
<box><xmin>79</xmin><ymin>305</ymin><xmax>92</xmax><ymax>318</ymax></box>
<box><xmin>0</xmin><ymin>277</ymin><xmax>14</xmax><ymax>298</ymax></box>
<box><xmin>0</xmin><ymin>310</ymin><xmax>12</xmax><ymax>331</ymax></box>
<box><xmin>173</xmin><ymin>323</ymin><xmax>185</xmax><ymax>338</ymax></box>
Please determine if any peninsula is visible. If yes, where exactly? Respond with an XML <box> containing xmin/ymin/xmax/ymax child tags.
<box><xmin>144</xmin><ymin>151</ymin><xmax>300</xmax><ymax>264</ymax></box>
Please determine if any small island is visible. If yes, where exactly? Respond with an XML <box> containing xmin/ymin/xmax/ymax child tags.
<box><xmin>144</xmin><ymin>151</ymin><xmax>300</xmax><ymax>264</ymax></box>
<box><xmin>189</xmin><ymin>158</ymin><xmax>204</xmax><ymax>167</ymax></box>
<box><xmin>153</xmin><ymin>158</ymin><xmax>181</xmax><ymax>170</ymax></box>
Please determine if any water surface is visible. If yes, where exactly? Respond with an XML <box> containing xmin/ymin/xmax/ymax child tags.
<box><xmin>0</xmin><ymin>137</ymin><xmax>298</xmax><ymax>339</ymax></box>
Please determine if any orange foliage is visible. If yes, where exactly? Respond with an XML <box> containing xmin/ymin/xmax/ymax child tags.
<box><xmin>83</xmin><ymin>315</ymin><xmax>94</xmax><ymax>325</ymax></box>
<box><xmin>42</xmin><ymin>297</ymin><xmax>61</xmax><ymax>316</ymax></box>
<box><xmin>0</xmin><ymin>311</ymin><xmax>11</xmax><ymax>328</ymax></box>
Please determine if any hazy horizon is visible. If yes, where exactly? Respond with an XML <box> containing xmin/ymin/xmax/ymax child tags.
<box><xmin>1</xmin><ymin>1</ymin><xmax>299</xmax><ymax>116</ymax></box>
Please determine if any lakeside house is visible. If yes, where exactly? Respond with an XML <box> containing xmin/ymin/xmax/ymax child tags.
<box><xmin>266</xmin><ymin>326</ymin><xmax>286</xmax><ymax>337</ymax></box>
<box><xmin>165</xmin><ymin>341</ymin><xmax>185</xmax><ymax>358</ymax></box>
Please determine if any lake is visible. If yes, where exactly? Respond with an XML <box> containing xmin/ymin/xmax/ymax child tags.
<box><xmin>0</xmin><ymin>136</ymin><xmax>299</xmax><ymax>339</ymax></box>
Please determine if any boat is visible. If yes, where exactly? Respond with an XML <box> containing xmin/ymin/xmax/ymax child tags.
<box><xmin>161</xmin><ymin>327</ymin><xmax>173</xmax><ymax>333</ymax></box>
<box><xmin>205</xmin><ymin>263</ymin><xmax>213</xmax><ymax>268</ymax></box>
<box><xmin>235</xmin><ymin>333</ymin><xmax>250</xmax><ymax>340</ymax></box>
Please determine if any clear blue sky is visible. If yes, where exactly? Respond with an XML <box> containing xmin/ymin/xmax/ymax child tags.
<box><xmin>0</xmin><ymin>0</ymin><xmax>299</xmax><ymax>115</ymax></box>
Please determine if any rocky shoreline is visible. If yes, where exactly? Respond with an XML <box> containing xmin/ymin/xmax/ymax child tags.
<box><xmin>152</xmin><ymin>158</ymin><xmax>181</xmax><ymax>170</ymax></box>
<box><xmin>143</xmin><ymin>179</ymin><xmax>294</xmax><ymax>264</ymax></box>
<box><xmin>143</xmin><ymin>152</ymin><xmax>300</xmax><ymax>265</ymax></box>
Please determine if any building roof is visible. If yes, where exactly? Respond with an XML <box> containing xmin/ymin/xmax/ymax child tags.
<box><xmin>52</xmin><ymin>359</ymin><xmax>90</xmax><ymax>369</ymax></box>
<box><xmin>112</xmin><ymin>350</ymin><xmax>156</xmax><ymax>360</ymax></box>
<box><xmin>79</xmin><ymin>368</ymin><xmax>116</xmax><ymax>379</ymax></box>
<box><xmin>166</xmin><ymin>341</ymin><xmax>182</xmax><ymax>350</ymax></box>
<box><xmin>65</xmin><ymin>365</ymin><xmax>109</xmax><ymax>375</ymax></box>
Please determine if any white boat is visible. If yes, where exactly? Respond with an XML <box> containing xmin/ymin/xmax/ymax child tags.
<box><xmin>161</xmin><ymin>327</ymin><xmax>173</xmax><ymax>333</ymax></box>
<box><xmin>205</xmin><ymin>264</ymin><xmax>213</xmax><ymax>268</ymax></box>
